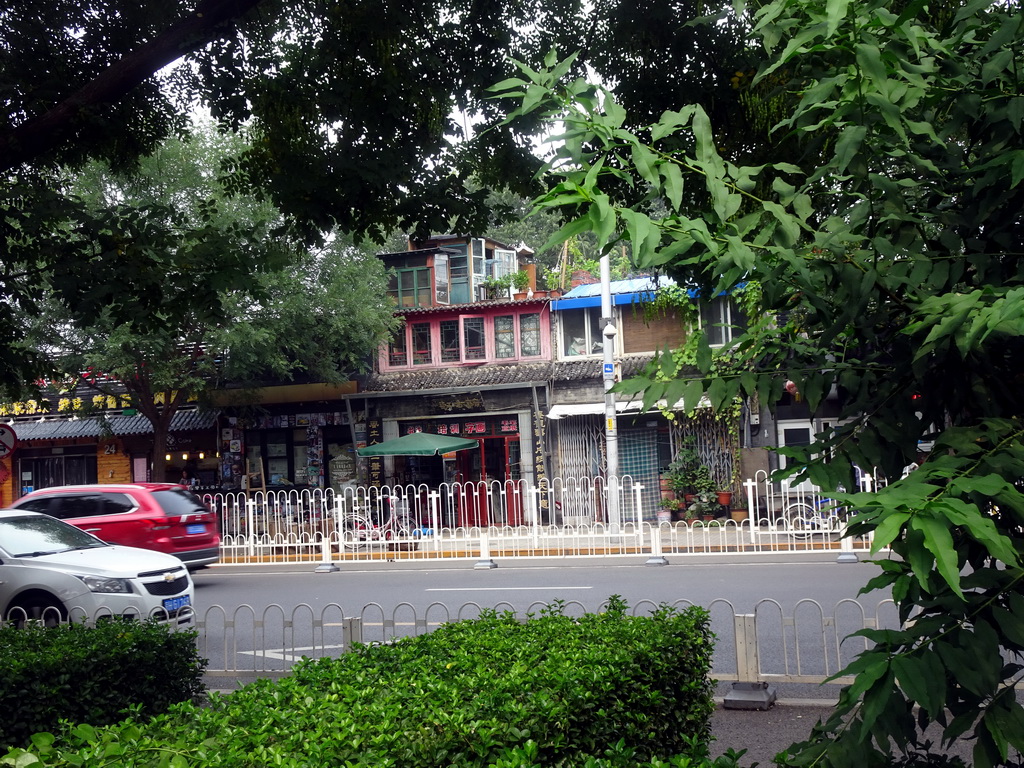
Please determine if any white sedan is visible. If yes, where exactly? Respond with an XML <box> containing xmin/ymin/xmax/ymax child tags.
<box><xmin>0</xmin><ymin>509</ymin><xmax>194</xmax><ymax>626</ymax></box>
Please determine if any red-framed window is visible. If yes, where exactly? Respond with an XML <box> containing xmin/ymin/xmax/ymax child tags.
<box><xmin>382</xmin><ymin>310</ymin><xmax>546</xmax><ymax>370</ymax></box>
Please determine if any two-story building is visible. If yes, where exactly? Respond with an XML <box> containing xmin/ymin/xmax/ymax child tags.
<box><xmin>350</xmin><ymin>235</ymin><xmax>764</xmax><ymax>525</ymax></box>
<box><xmin>344</xmin><ymin>236</ymin><xmax>547</xmax><ymax>526</ymax></box>
<box><xmin>543</xmin><ymin>278</ymin><xmax>765</xmax><ymax>522</ymax></box>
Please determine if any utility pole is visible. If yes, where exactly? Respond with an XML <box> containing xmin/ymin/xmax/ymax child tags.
<box><xmin>600</xmin><ymin>253</ymin><xmax>621</xmax><ymax>532</ymax></box>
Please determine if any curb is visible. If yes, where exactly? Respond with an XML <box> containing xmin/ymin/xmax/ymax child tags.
<box><xmin>714</xmin><ymin>696</ymin><xmax>835</xmax><ymax>708</ymax></box>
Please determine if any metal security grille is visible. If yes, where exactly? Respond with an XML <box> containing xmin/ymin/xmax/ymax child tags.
<box><xmin>552</xmin><ymin>416</ymin><xmax>604</xmax><ymax>524</ymax></box>
<box><xmin>670</xmin><ymin>410</ymin><xmax>737</xmax><ymax>491</ymax></box>
<box><xmin>553</xmin><ymin>416</ymin><xmax>602</xmax><ymax>480</ymax></box>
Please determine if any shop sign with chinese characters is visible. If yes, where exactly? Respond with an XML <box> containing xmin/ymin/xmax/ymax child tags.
<box><xmin>408</xmin><ymin>416</ymin><xmax>519</xmax><ymax>438</ymax></box>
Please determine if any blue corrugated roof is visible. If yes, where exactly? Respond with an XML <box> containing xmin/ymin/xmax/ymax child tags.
<box><xmin>561</xmin><ymin>276</ymin><xmax>674</xmax><ymax>298</ymax></box>
<box><xmin>553</xmin><ymin>276</ymin><xmax>686</xmax><ymax>310</ymax></box>
<box><xmin>5</xmin><ymin>410</ymin><xmax>216</xmax><ymax>442</ymax></box>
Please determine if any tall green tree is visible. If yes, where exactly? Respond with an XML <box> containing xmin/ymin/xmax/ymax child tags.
<box><xmin>497</xmin><ymin>0</ymin><xmax>1024</xmax><ymax>763</ymax></box>
<box><xmin>2</xmin><ymin>0</ymin><xmax>766</xmax><ymax>395</ymax></box>
<box><xmin>29</xmin><ymin>127</ymin><xmax>398</xmax><ymax>481</ymax></box>
<box><xmin>0</xmin><ymin>0</ymin><xmax>572</xmax><ymax>395</ymax></box>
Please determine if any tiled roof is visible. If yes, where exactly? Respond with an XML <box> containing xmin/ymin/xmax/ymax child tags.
<box><xmin>364</xmin><ymin>362</ymin><xmax>553</xmax><ymax>392</ymax></box>
<box><xmin>552</xmin><ymin>354</ymin><xmax>655</xmax><ymax>381</ymax></box>
<box><xmin>395</xmin><ymin>297</ymin><xmax>549</xmax><ymax>317</ymax></box>
<box><xmin>362</xmin><ymin>354</ymin><xmax>657</xmax><ymax>394</ymax></box>
<box><xmin>6</xmin><ymin>410</ymin><xmax>216</xmax><ymax>442</ymax></box>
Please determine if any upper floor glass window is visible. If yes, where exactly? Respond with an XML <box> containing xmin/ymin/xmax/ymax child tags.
<box><xmin>386</xmin><ymin>254</ymin><xmax>436</xmax><ymax>308</ymax></box>
<box><xmin>463</xmin><ymin>317</ymin><xmax>486</xmax><ymax>360</ymax></box>
<box><xmin>495</xmin><ymin>315</ymin><xmax>515</xmax><ymax>359</ymax></box>
<box><xmin>699</xmin><ymin>296</ymin><xmax>746</xmax><ymax>346</ymax></box>
<box><xmin>388</xmin><ymin>331</ymin><xmax>408</xmax><ymax>366</ymax></box>
<box><xmin>440</xmin><ymin>320</ymin><xmax>460</xmax><ymax>362</ymax></box>
<box><xmin>383</xmin><ymin>310</ymin><xmax>545</xmax><ymax>370</ymax></box>
<box><xmin>520</xmin><ymin>313</ymin><xmax>541</xmax><ymax>356</ymax></box>
<box><xmin>412</xmin><ymin>322</ymin><xmax>432</xmax><ymax>365</ymax></box>
<box><xmin>560</xmin><ymin>307</ymin><xmax>605</xmax><ymax>357</ymax></box>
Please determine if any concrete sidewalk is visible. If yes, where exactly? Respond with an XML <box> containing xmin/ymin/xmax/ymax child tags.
<box><xmin>711</xmin><ymin>700</ymin><xmax>828</xmax><ymax>765</ymax></box>
<box><xmin>711</xmin><ymin>699</ymin><xmax>975</xmax><ymax>766</ymax></box>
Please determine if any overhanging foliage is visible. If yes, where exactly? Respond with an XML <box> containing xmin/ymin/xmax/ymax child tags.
<box><xmin>495</xmin><ymin>1</ymin><xmax>1024</xmax><ymax>764</ymax></box>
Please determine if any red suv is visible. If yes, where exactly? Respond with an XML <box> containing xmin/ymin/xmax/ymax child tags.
<box><xmin>12</xmin><ymin>483</ymin><xmax>220</xmax><ymax>570</ymax></box>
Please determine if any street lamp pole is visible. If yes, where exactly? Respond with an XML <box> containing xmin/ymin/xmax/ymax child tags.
<box><xmin>600</xmin><ymin>253</ymin><xmax>621</xmax><ymax>533</ymax></box>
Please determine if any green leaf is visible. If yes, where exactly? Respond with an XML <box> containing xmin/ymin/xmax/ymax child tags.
<box><xmin>661</xmin><ymin>162</ymin><xmax>683</xmax><ymax>212</ymax></box>
<box><xmin>910</xmin><ymin>514</ymin><xmax>963</xmax><ymax>598</ymax></box>
<box><xmin>991</xmin><ymin>607</ymin><xmax>1024</xmax><ymax>649</ymax></box>
<box><xmin>538</xmin><ymin>217</ymin><xmax>594</xmax><ymax>254</ymax></box>
<box><xmin>855</xmin><ymin>43</ymin><xmax>889</xmax><ymax>86</ymax></box>
<box><xmin>692</xmin><ymin>106</ymin><xmax>716</xmax><ymax>166</ymax></box>
<box><xmin>870</xmin><ymin>511</ymin><xmax>911</xmax><ymax>552</ymax></box>
<box><xmin>682</xmin><ymin>379</ymin><xmax>706</xmax><ymax>414</ymax></box>
<box><xmin>631</xmin><ymin>144</ymin><xmax>660</xmax><ymax>186</ymax></box>
<box><xmin>588</xmin><ymin>193</ymin><xmax>616</xmax><ymax>248</ymax></box>
<box><xmin>825</xmin><ymin>0</ymin><xmax>851</xmax><ymax>35</ymax></box>
<box><xmin>834</xmin><ymin>125</ymin><xmax>867</xmax><ymax>172</ymax></box>
<box><xmin>651</xmin><ymin>106</ymin><xmax>695</xmax><ymax>142</ymax></box>
<box><xmin>892</xmin><ymin>652</ymin><xmax>946</xmax><ymax>717</ymax></box>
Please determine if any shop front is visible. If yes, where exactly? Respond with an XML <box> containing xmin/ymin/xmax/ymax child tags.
<box><xmin>217</xmin><ymin>411</ymin><xmax>357</xmax><ymax>493</ymax></box>
<box><xmin>365</xmin><ymin>411</ymin><xmax>530</xmax><ymax>527</ymax></box>
<box><xmin>0</xmin><ymin>409</ymin><xmax>218</xmax><ymax>502</ymax></box>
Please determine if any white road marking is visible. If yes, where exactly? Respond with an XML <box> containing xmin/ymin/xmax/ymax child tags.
<box><xmin>425</xmin><ymin>586</ymin><xmax>592</xmax><ymax>591</ymax></box>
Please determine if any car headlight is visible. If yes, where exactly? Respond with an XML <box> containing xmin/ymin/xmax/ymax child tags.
<box><xmin>77</xmin><ymin>575</ymin><xmax>134</xmax><ymax>594</ymax></box>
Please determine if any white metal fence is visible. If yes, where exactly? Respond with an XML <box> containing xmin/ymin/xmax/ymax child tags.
<box><xmin>0</xmin><ymin>597</ymin><xmax>893</xmax><ymax>690</ymax></box>
<box><xmin>192</xmin><ymin>597</ymin><xmax>898</xmax><ymax>689</ymax></box>
<box><xmin>200</xmin><ymin>471</ymin><xmax>878</xmax><ymax>565</ymax></box>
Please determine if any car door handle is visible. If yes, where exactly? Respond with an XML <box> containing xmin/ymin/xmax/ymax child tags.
<box><xmin>84</xmin><ymin>528</ymin><xmax>101</xmax><ymax>532</ymax></box>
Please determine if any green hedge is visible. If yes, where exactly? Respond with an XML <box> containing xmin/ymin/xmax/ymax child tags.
<box><xmin>4</xmin><ymin>599</ymin><xmax>728</xmax><ymax>767</ymax></box>
<box><xmin>0</xmin><ymin>620</ymin><xmax>205</xmax><ymax>750</ymax></box>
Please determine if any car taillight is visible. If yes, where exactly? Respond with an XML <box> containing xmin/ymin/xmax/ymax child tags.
<box><xmin>145</xmin><ymin>518</ymin><xmax>172</xmax><ymax>531</ymax></box>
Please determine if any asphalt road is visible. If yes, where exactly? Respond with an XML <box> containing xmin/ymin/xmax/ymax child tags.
<box><xmin>193</xmin><ymin>552</ymin><xmax>885</xmax><ymax>615</ymax></box>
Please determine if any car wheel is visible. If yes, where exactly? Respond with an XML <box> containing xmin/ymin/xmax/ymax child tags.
<box><xmin>7</xmin><ymin>596</ymin><xmax>67</xmax><ymax>628</ymax></box>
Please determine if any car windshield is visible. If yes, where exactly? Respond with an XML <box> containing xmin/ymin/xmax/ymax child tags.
<box><xmin>0</xmin><ymin>515</ymin><xmax>107</xmax><ymax>557</ymax></box>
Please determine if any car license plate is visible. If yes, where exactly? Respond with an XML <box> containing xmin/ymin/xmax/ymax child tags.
<box><xmin>186</xmin><ymin>524</ymin><xmax>206</xmax><ymax>534</ymax></box>
<box><xmin>163</xmin><ymin>594</ymin><xmax>191</xmax><ymax>612</ymax></box>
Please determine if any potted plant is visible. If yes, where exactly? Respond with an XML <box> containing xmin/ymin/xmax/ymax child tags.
<box><xmin>511</xmin><ymin>270</ymin><xmax>530</xmax><ymax>298</ymax></box>
<box><xmin>690</xmin><ymin>466</ymin><xmax>720</xmax><ymax>519</ymax></box>
<box><xmin>688</xmin><ymin>491</ymin><xmax>720</xmax><ymax>522</ymax></box>
<box><xmin>482</xmin><ymin>274</ymin><xmax>512</xmax><ymax>300</ymax></box>
<box><xmin>658</xmin><ymin>496</ymin><xmax>686</xmax><ymax>522</ymax></box>
<box><xmin>657</xmin><ymin>497</ymin><xmax>678</xmax><ymax>523</ymax></box>
<box><xmin>544</xmin><ymin>267</ymin><xmax>564</xmax><ymax>297</ymax></box>
<box><xmin>663</xmin><ymin>441</ymin><xmax>700</xmax><ymax>498</ymax></box>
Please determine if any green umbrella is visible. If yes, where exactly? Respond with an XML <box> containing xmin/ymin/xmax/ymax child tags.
<box><xmin>356</xmin><ymin>431</ymin><xmax>479</xmax><ymax>457</ymax></box>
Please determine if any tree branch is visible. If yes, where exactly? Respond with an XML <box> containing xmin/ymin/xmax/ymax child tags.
<box><xmin>0</xmin><ymin>0</ymin><xmax>265</xmax><ymax>174</ymax></box>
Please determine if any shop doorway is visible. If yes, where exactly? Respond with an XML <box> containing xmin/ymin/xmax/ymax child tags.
<box><xmin>18</xmin><ymin>449</ymin><xmax>97</xmax><ymax>496</ymax></box>
<box><xmin>456</xmin><ymin>435</ymin><xmax>522</xmax><ymax>526</ymax></box>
